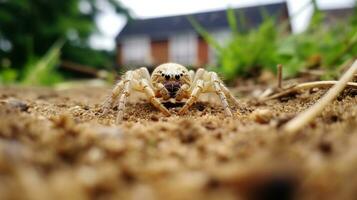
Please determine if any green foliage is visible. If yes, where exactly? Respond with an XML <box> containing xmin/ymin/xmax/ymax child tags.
<box><xmin>219</xmin><ymin>18</ymin><xmax>279</xmax><ymax>80</ymax></box>
<box><xmin>0</xmin><ymin>40</ymin><xmax>64</xmax><ymax>86</ymax></box>
<box><xmin>0</xmin><ymin>0</ymin><xmax>129</xmax><ymax>82</ymax></box>
<box><xmin>227</xmin><ymin>8</ymin><xmax>239</xmax><ymax>36</ymax></box>
<box><xmin>279</xmin><ymin>5</ymin><xmax>357</xmax><ymax>78</ymax></box>
<box><xmin>0</xmin><ymin>68</ymin><xmax>18</xmax><ymax>84</ymax></box>
<box><xmin>190</xmin><ymin>11</ymin><xmax>280</xmax><ymax>81</ymax></box>
<box><xmin>22</xmin><ymin>40</ymin><xmax>64</xmax><ymax>86</ymax></box>
<box><xmin>190</xmin><ymin>1</ymin><xmax>357</xmax><ymax>82</ymax></box>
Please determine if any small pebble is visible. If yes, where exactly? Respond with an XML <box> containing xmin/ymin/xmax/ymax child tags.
<box><xmin>250</xmin><ymin>108</ymin><xmax>273</xmax><ymax>124</ymax></box>
<box><xmin>150</xmin><ymin>115</ymin><xmax>159</xmax><ymax>121</ymax></box>
<box><xmin>4</xmin><ymin>98</ymin><xmax>29</xmax><ymax>112</ymax></box>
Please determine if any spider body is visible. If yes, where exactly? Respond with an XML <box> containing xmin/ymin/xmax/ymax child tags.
<box><xmin>103</xmin><ymin>63</ymin><xmax>239</xmax><ymax>123</ymax></box>
<box><xmin>151</xmin><ymin>63</ymin><xmax>190</xmax><ymax>99</ymax></box>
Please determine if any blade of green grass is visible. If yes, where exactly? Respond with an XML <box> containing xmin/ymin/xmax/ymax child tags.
<box><xmin>22</xmin><ymin>39</ymin><xmax>65</xmax><ymax>86</ymax></box>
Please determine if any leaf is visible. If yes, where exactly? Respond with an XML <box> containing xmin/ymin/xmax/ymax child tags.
<box><xmin>226</xmin><ymin>7</ymin><xmax>238</xmax><ymax>35</ymax></box>
<box><xmin>22</xmin><ymin>39</ymin><xmax>65</xmax><ymax>86</ymax></box>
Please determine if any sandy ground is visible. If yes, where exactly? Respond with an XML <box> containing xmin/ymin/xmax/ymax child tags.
<box><xmin>0</xmin><ymin>85</ymin><xmax>357</xmax><ymax>200</ymax></box>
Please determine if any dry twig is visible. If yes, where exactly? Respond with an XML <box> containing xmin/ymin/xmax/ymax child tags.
<box><xmin>283</xmin><ymin>60</ymin><xmax>357</xmax><ymax>134</ymax></box>
<box><xmin>261</xmin><ymin>81</ymin><xmax>357</xmax><ymax>101</ymax></box>
<box><xmin>277</xmin><ymin>64</ymin><xmax>283</xmax><ymax>89</ymax></box>
<box><xmin>258</xmin><ymin>64</ymin><xmax>284</xmax><ymax>100</ymax></box>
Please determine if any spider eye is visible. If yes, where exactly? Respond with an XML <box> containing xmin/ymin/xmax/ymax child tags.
<box><xmin>161</xmin><ymin>73</ymin><xmax>164</xmax><ymax>76</ymax></box>
<box><xmin>165</xmin><ymin>75</ymin><xmax>170</xmax><ymax>80</ymax></box>
<box><xmin>175</xmin><ymin>75</ymin><xmax>180</xmax><ymax>80</ymax></box>
<box><xmin>180</xmin><ymin>73</ymin><xmax>183</xmax><ymax>76</ymax></box>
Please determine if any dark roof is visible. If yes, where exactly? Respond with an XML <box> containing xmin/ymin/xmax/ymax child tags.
<box><xmin>116</xmin><ymin>2</ymin><xmax>289</xmax><ymax>43</ymax></box>
<box><xmin>322</xmin><ymin>7</ymin><xmax>355</xmax><ymax>19</ymax></box>
<box><xmin>322</xmin><ymin>7</ymin><xmax>355</xmax><ymax>13</ymax></box>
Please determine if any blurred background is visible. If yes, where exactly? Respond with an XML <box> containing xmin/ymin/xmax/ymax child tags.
<box><xmin>0</xmin><ymin>0</ymin><xmax>356</xmax><ymax>86</ymax></box>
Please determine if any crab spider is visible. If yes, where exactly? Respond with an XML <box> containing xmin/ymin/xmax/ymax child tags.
<box><xmin>102</xmin><ymin>63</ymin><xmax>239</xmax><ymax>123</ymax></box>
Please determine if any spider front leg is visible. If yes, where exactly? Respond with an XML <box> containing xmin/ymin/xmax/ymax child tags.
<box><xmin>139</xmin><ymin>66</ymin><xmax>171</xmax><ymax>100</ymax></box>
<box><xmin>220</xmin><ymin>82</ymin><xmax>240</xmax><ymax>107</ymax></box>
<box><xmin>210</xmin><ymin>72</ymin><xmax>233</xmax><ymax>116</ymax></box>
<box><xmin>155</xmin><ymin>83</ymin><xmax>171</xmax><ymax>100</ymax></box>
<box><xmin>102</xmin><ymin>81</ymin><xmax>124</xmax><ymax>114</ymax></box>
<box><xmin>178</xmin><ymin>70</ymin><xmax>237</xmax><ymax>117</ymax></box>
<box><xmin>138</xmin><ymin>79</ymin><xmax>171</xmax><ymax>117</ymax></box>
<box><xmin>102</xmin><ymin>70</ymin><xmax>133</xmax><ymax>116</ymax></box>
<box><xmin>115</xmin><ymin>71</ymin><xmax>134</xmax><ymax>123</ymax></box>
<box><xmin>151</xmin><ymin>75</ymin><xmax>170</xmax><ymax>100</ymax></box>
<box><xmin>176</xmin><ymin>70</ymin><xmax>193</xmax><ymax>101</ymax></box>
<box><xmin>178</xmin><ymin>68</ymin><xmax>205</xmax><ymax>114</ymax></box>
<box><xmin>178</xmin><ymin>80</ymin><xmax>204</xmax><ymax>115</ymax></box>
<box><xmin>175</xmin><ymin>83</ymin><xmax>190</xmax><ymax>102</ymax></box>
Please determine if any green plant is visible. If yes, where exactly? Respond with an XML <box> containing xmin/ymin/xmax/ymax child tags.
<box><xmin>22</xmin><ymin>40</ymin><xmax>64</xmax><ymax>86</ymax></box>
<box><xmin>0</xmin><ymin>0</ymin><xmax>129</xmax><ymax>75</ymax></box>
<box><xmin>190</xmin><ymin>1</ymin><xmax>357</xmax><ymax>82</ymax></box>
<box><xmin>278</xmin><ymin>4</ymin><xmax>357</xmax><ymax>79</ymax></box>
<box><xmin>189</xmin><ymin>9</ymin><xmax>280</xmax><ymax>81</ymax></box>
<box><xmin>0</xmin><ymin>68</ymin><xmax>18</xmax><ymax>84</ymax></box>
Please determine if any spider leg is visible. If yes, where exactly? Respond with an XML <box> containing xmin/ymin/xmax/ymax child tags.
<box><xmin>156</xmin><ymin>83</ymin><xmax>170</xmax><ymax>100</ymax></box>
<box><xmin>139</xmin><ymin>79</ymin><xmax>171</xmax><ymax>117</ymax></box>
<box><xmin>175</xmin><ymin>83</ymin><xmax>190</xmax><ymax>101</ymax></box>
<box><xmin>116</xmin><ymin>71</ymin><xmax>133</xmax><ymax>123</ymax></box>
<box><xmin>176</xmin><ymin>70</ymin><xmax>194</xmax><ymax>101</ymax></box>
<box><xmin>192</xmin><ymin>68</ymin><xmax>205</xmax><ymax>86</ymax></box>
<box><xmin>151</xmin><ymin>73</ymin><xmax>170</xmax><ymax>100</ymax></box>
<box><xmin>210</xmin><ymin>72</ymin><xmax>233</xmax><ymax>116</ymax></box>
<box><xmin>139</xmin><ymin>67</ymin><xmax>153</xmax><ymax>88</ymax></box>
<box><xmin>220</xmin><ymin>82</ymin><xmax>240</xmax><ymax>106</ymax></box>
<box><xmin>138</xmin><ymin>67</ymin><xmax>169</xmax><ymax>99</ymax></box>
<box><xmin>178</xmin><ymin>80</ymin><xmax>204</xmax><ymax>115</ymax></box>
<box><xmin>102</xmin><ymin>77</ymin><xmax>126</xmax><ymax>114</ymax></box>
<box><xmin>188</xmin><ymin>70</ymin><xmax>195</xmax><ymax>80</ymax></box>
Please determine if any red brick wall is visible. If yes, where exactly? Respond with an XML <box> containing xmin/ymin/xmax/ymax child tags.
<box><xmin>197</xmin><ymin>38</ymin><xmax>209</xmax><ymax>67</ymax></box>
<box><xmin>151</xmin><ymin>40</ymin><xmax>169</xmax><ymax>65</ymax></box>
<box><xmin>117</xmin><ymin>38</ymin><xmax>210</xmax><ymax>67</ymax></box>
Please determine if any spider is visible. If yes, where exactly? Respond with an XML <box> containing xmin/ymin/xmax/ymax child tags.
<box><xmin>102</xmin><ymin>63</ymin><xmax>239</xmax><ymax>123</ymax></box>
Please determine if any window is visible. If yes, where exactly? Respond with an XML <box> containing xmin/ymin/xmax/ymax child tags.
<box><xmin>209</xmin><ymin>30</ymin><xmax>231</xmax><ymax>65</ymax></box>
<box><xmin>122</xmin><ymin>36</ymin><xmax>151</xmax><ymax>66</ymax></box>
<box><xmin>169</xmin><ymin>33</ymin><xmax>197</xmax><ymax>65</ymax></box>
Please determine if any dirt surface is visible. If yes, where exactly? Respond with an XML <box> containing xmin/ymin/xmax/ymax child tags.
<box><xmin>1</xmin><ymin>85</ymin><xmax>357</xmax><ymax>200</ymax></box>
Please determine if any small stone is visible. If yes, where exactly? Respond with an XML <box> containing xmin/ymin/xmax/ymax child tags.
<box><xmin>85</xmin><ymin>147</ymin><xmax>104</xmax><ymax>163</ymax></box>
<box><xmin>150</xmin><ymin>115</ymin><xmax>159</xmax><ymax>121</ymax></box>
<box><xmin>273</xmin><ymin>114</ymin><xmax>295</xmax><ymax>128</ymax></box>
<box><xmin>318</xmin><ymin>141</ymin><xmax>333</xmax><ymax>155</ymax></box>
<box><xmin>250</xmin><ymin>109</ymin><xmax>273</xmax><ymax>124</ymax></box>
<box><xmin>5</xmin><ymin>98</ymin><xmax>29</xmax><ymax>112</ymax></box>
<box><xmin>93</xmin><ymin>125</ymin><xmax>123</xmax><ymax>138</ymax></box>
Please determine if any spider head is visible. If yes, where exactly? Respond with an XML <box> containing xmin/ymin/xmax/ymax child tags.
<box><xmin>152</xmin><ymin>63</ymin><xmax>191</xmax><ymax>98</ymax></box>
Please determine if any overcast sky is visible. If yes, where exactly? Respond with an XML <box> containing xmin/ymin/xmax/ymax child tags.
<box><xmin>90</xmin><ymin>0</ymin><xmax>355</xmax><ymax>50</ymax></box>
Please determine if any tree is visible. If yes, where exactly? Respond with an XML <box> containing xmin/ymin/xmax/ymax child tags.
<box><xmin>0</xmin><ymin>0</ymin><xmax>129</xmax><ymax>74</ymax></box>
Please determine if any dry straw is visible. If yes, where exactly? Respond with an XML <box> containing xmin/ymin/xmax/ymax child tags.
<box><xmin>277</xmin><ymin>64</ymin><xmax>283</xmax><ymax>89</ymax></box>
<box><xmin>263</xmin><ymin>81</ymin><xmax>357</xmax><ymax>101</ymax></box>
<box><xmin>283</xmin><ymin>60</ymin><xmax>357</xmax><ymax>133</ymax></box>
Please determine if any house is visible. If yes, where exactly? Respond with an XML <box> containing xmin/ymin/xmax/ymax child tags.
<box><xmin>322</xmin><ymin>7</ymin><xmax>355</xmax><ymax>25</ymax></box>
<box><xmin>115</xmin><ymin>2</ymin><xmax>290</xmax><ymax>69</ymax></box>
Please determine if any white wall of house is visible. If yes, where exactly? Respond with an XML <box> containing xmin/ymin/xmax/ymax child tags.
<box><xmin>121</xmin><ymin>36</ymin><xmax>151</xmax><ymax>67</ymax></box>
<box><xmin>119</xmin><ymin>30</ymin><xmax>231</xmax><ymax>67</ymax></box>
<box><xmin>169</xmin><ymin>32</ymin><xmax>197</xmax><ymax>66</ymax></box>
<box><xmin>208</xmin><ymin>29</ymin><xmax>232</xmax><ymax>65</ymax></box>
